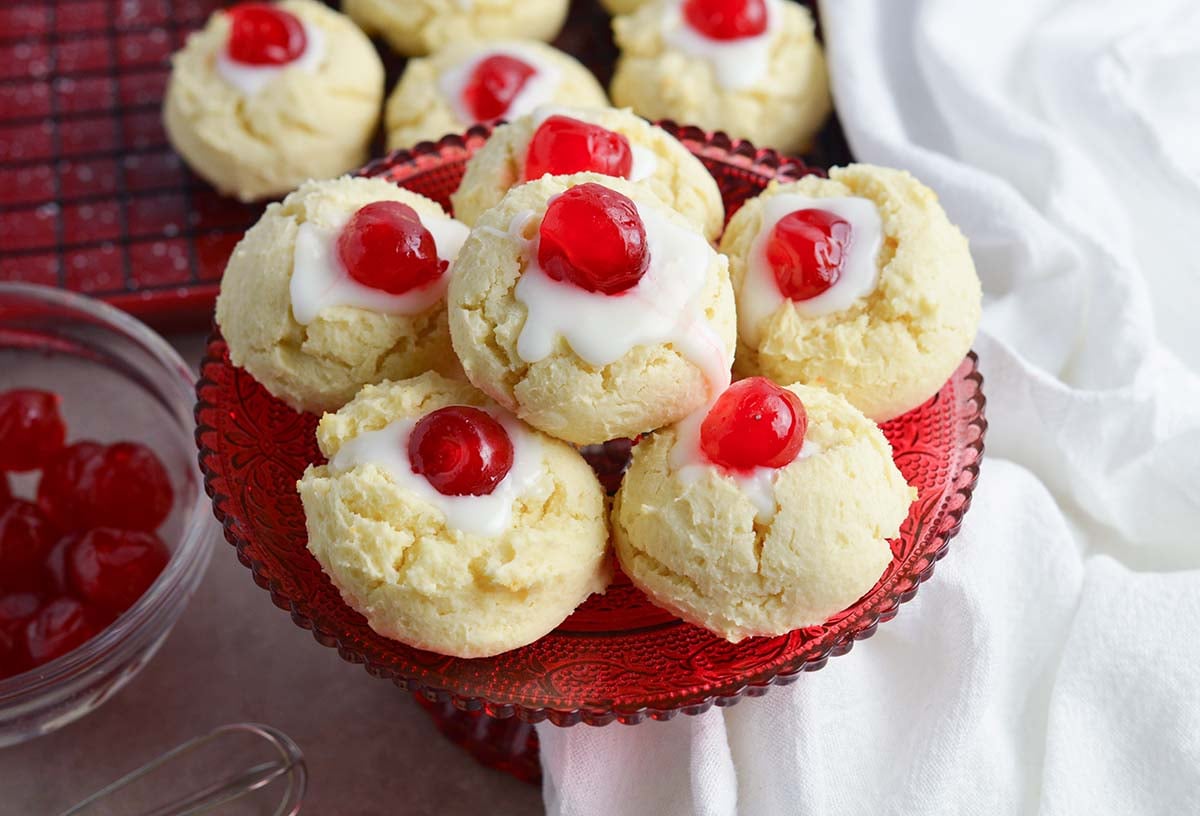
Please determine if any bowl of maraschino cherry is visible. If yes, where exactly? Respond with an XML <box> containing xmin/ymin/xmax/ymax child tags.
<box><xmin>0</xmin><ymin>283</ymin><xmax>212</xmax><ymax>746</ymax></box>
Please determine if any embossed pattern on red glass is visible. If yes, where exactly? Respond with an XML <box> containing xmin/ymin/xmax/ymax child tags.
<box><xmin>196</xmin><ymin>130</ymin><xmax>987</xmax><ymax>743</ymax></box>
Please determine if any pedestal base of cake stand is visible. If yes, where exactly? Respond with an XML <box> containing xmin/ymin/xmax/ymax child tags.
<box><xmin>412</xmin><ymin>695</ymin><xmax>543</xmax><ymax>785</ymax></box>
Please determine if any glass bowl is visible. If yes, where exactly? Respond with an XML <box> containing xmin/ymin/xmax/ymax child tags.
<box><xmin>0</xmin><ymin>283</ymin><xmax>214</xmax><ymax>747</ymax></box>
<box><xmin>194</xmin><ymin>124</ymin><xmax>986</xmax><ymax>767</ymax></box>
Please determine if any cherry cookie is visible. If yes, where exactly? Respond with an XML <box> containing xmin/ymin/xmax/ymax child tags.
<box><xmin>613</xmin><ymin>378</ymin><xmax>915</xmax><ymax>642</ymax></box>
<box><xmin>384</xmin><ymin>40</ymin><xmax>609</xmax><ymax>151</ymax></box>
<box><xmin>447</xmin><ymin>174</ymin><xmax>737</xmax><ymax>446</ymax></box>
<box><xmin>610</xmin><ymin>0</ymin><xmax>831</xmax><ymax>155</ymax></box>
<box><xmin>164</xmin><ymin>0</ymin><xmax>384</xmax><ymax>201</ymax></box>
<box><xmin>297</xmin><ymin>372</ymin><xmax>610</xmax><ymax>659</ymax></box>
<box><xmin>721</xmin><ymin>164</ymin><xmax>982</xmax><ymax>421</ymax></box>
<box><xmin>216</xmin><ymin>176</ymin><xmax>471</xmax><ymax>413</ymax></box>
<box><xmin>343</xmin><ymin>0</ymin><xmax>569</xmax><ymax>57</ymax></box>
<box><xmin>452</xmin><ymin>105</ymin><xmax>725</xmax><ymax>241</ymax></box>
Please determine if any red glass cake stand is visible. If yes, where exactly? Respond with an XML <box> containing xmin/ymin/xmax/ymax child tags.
<box><xmin>194</xmin><ymin>124</ymin><xmax>987</xmax><ymax>784</ymax></box>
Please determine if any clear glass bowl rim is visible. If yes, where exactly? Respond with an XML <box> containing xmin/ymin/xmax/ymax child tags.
<box><xmin>0</xmin><ymin>282</ymin><xmax>213</xmax><ymax>705</ymax></box>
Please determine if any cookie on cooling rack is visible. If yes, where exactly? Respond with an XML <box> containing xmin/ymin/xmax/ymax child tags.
<box><xmin>720</xmin><ymin>164</ymin><xmax>982</xmax><ymax>422</ymax></box>
<box><xmin>451</xmin><ymin>105</ymin><xmax>724</xmax><ymax>241</ymax></box>
<box><xmin>613</xmin><ymin>377</ymin><xmax>914</xmax><ymax>642</ymax></box>
<box><xmin>384</xmin><ymin>40</ymin><xmax>609</xmax><ymax>150</ymax></box>
<box><xmin>216</xmin><ymin>176</ymin><xmax>469</xmax><ymax>414</ymax></box>
<box><xmin>343</xmin><ymin>0</ymin><xmax>570</xmax><ymax>57</ymax></box>
<box><xmin>610</xmin><ymin>0</ymin><xmax>830</xmax><ymax>155</ymax></box>
<box><xmin>297</xmin><ymin>372</ymin><xmax>611</xmax><ymax>659</ymax></box>
<box><xmin>447</xmin><ymin>174</ymin><xmax>736</xmax><ymax>446</ymax></box>
<box><xmin>163</xmin><ymin>0</ymin><xmax>383</xmax><ymax>202</ymax></box>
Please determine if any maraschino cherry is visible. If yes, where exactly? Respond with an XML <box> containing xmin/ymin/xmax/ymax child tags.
<box><xmin>337</xmin><ymin>201</ymin><xmax>444</xmax><ymax>295</ymax></box>
<box><xmin>766</xmin><ymin>208</ymin><xmax>852</xmax><ymax>301</ymax></box>
<box><xmin>0</xmin><ymin>501</ymin><xmax>58</xmax><ymax>594</ymax></box>
<box><xmin>683</xmin><ymin>0</ymin><xmax>769</xmax><ymax>41</ymax></box>
<box><xmin>226</xmin><ymin>3</ymin><xmax>307</xmax><ymax>66</ymax></box>
<box><xmin>0</xmin><ymin>592</ymin><xmax>41</xmax><ymax>677</ymax></box>
<box><xmin>700</xmin><ymin>377</ymin><xmax>807</xmax><ymax>471</ymax></box>
<box><xmin>462</xmin><ymin>54</ymin><xmax>536</xmax><ymax>121</ymax></box>
<box><xmin>67</xmin><ymin>528</ymin><xmax>170</xmax><ymax>617</ymax></box>
<box><xmin>37</xmin><ymin>441</ymin><xmax>173</xmax><ymax>533</ymax></box>
<box><xmin>538</xmin><ymin>182</ymin><xmax>650</xmax><ymax>295</ymax></box>
<box><xmin>524</xmin><ymin>116</ymin><xmax>634</xmax><ymax>182</ymax></box>
<box><xmin>409</xmin><ymin>407</ymin><xmax>514</xmax><ymax>497</ymax></box>
<box><xmin>23</xmin><ymin>597</ymin><xmax>102</xmax><ymax>666</ymax></box>
<box><xmin>0</xmin><ymin>389</ymin><xmax>66</xmax><ymax>472</ymax></box>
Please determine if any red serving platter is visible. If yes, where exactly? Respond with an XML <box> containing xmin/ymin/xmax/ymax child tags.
<box><xmin>194</xmin><ymin>124</ymin><xmax>986</xmax><ymax>782</ymax></box>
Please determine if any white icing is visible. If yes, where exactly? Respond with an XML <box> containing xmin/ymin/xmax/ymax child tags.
<box><xmin>328</xmin><ymin>409</ymin><xmax>545</xmax><ymax>538</ymax></box>
<box><xmin>524</xmin><ymin>105</ymin><xmax>660</xmax><ymax>183</ymax></box>
<box><xmin>289</xmin><ymin>210</ymin><xmax>469</xmax><ymax>325</ymax></box>
<box><xmin>215</xmin><ymin>20</ymin><xmax>325</xmax><ymax>96</ymax></box>
<box><xmin>739</xmin><ymin>194</ymin><xmax>884</xmax><ymax>346</ymax></box>
<box><xmin>511</xmin><ymin>198</ymin><xmax>731</xmax><ymax>396</ymax></box>
<box><xmin>669</xmin><ymin>398</ymin><xmax>820</xmax><ymax>522</ymax></box>
<box><xmin>439</xmin><ymin>45</ymin><xmax>563</xmax><ymax>125</ymax></box>
<box><xmin>661</xmin><ymin>0</ymin><xmax>781</xmax><ymax>91</ymax></box>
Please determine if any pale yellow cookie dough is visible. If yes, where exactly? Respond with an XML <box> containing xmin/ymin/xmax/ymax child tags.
<box><xmin>721</xmin><ymin>164</ymin><xmax>982</xmax><ymax>422</ymax></box>
<box><xmin>600</xmin><ymin>0</ymin><xmax>650</xmax><ymax>14</ymax></box>
<box><xmin>610</xmin><ymin>0</ymin><xmax>830</xmax><ymax>154</ymax></box>
<box><xmin>216</xmin><ymin>177</ymin><xmax>463</xmax><ymax>414</ymax></box>
<box><xmin>613</xmin><ymin>383</ymin><xmax>914</xmax><ymax>642</ymax></box>
<box><xmin>447</xmin><ymin>173</ymin><xmax>736</xmax><ymax>446</ymax></box>
<box><xmin>298</xmin><ymin>372</ymin><xmax>611</xmax><ymax>658</ymax></box>
<box><xmin>343</xmin><ymin>0</ymin><xmax>569</xmax><ymax>57</ymax></box>
<box><xmin>163</xmin><ymin>0</ymin><xmax>383</xmax><ymax>202</ymax></box>
<box><xmin>384</xmin><ymin>40</ymin><xmax>609</xmax><ymax>151</ymax></box>
<box><xmin>451</xmin><ymin>105</ymin><xmax>724</xmax><ymax>241</ymax></box>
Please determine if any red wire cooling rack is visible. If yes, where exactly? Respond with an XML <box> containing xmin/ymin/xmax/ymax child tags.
<box><xmin>0</xmin><ymin>0</ymin><xmax>261</xmax><ymax>328</ymax></box>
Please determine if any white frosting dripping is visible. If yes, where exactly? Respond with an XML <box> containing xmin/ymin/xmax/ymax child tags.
<box><xmin>439</xmin><ymin>45</ymin><xmax>563</xmax><ymax>125</ymax></box>
<box><xmin>661</xmin><ymin>0</ymin><xmax>782</xmax><ymax>91</ymax></box>
<box><xmin>510</xmin><ymin>198</ymin><xmax>731</xmax><ymax>396</ymax></box>
<box><xmin>739</xmin><ymin>194</ymin><xmax>884</xmax><ymax>347</ymax></box>
<box><xmin>328</xmin><ymin>409</ymin><xmax>545</xmax><ymax>538</ymax></box>
<box><xmin>668</xmin><ymin>398</ymin><xmax>820</xmax><ymax>522</ymax></box>
<box><xmin>289</xmin><ymin>210</ymin><xmax>469</xmax><ymax>325</ymax></box>
<box><xmin>215</xmin><ymin>20</ymin><xmax>325</xmax><ymax>96</ymax></box>
<box><xmin>524</xmin><ymin>105</ymin><xmax>659</xmax><ymax>183</ymax></box>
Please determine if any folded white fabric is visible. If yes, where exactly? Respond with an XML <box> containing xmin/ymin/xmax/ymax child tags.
<box><xmin>538</xmin><ymin>1</ymin><xmax>1200</xmax><ymax>813</ymax></box>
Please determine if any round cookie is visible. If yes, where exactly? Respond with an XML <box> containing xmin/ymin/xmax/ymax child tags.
<box><xmin>451</xmin><ymin>105</ymin><xmax>724</xmax><ymax>241</ymax></box>
<box><xmin>384</xmin><ymin>40</ymin><xmax>609</xmax><ymax>150</ymax></box>
<box><xmin>613</xmin><ymin>382</ymin><xmax>915</xmax><ymax>642</ymax></box>
<box><xmin>164</xmin><ymin>0</ymin><xmax>384</xmax><ymax>202</ymax></box>
<box><xmin>447</xmin><ymin>173</ymin><xmax>736</xmax><ymax>446</ymax></box>
<box><xmin>297</xmin><ymin>372</ymin><xmax>611</xmax><ymax>658</ymax></box>
<box><xmin>343</xmin><ymin>0</ymin><xmax>569</xmax><ymax>57</ymax></box>
<box><xmin>721</xmin><ymin>164</ymin><xmax>982</xmax><ymax>422</ymax></box>
<box><xmin>610</xmin><ymin>0</ymin><xmax>830</xmax><ymax>155</ymax></box>
<box><xmin>216</xmin><ymin>176</ymin><xmax>469</xmax><ymax>414</ymax></box>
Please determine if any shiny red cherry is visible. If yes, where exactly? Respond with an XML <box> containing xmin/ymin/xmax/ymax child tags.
<box><xmin>37</xmin><ymin>441</ymin><xmax>173</xmax><ymax>533</ymax></box>
<box><xmin>408</xmin><ymin>406</ymin><xmax>514</xmax><ymax>496</ymax></box>
<box><xmin>226</xmin><ymin>2</ymin><xmax>307</xmax><ymax>66</ymax></box>
<box><xmin>523</xmin><ymin>115</ymin><xmax>635</xmax><ymax>182</ymax></box>
<box><xmin>462</xmin><ymin>54</ymin><xmax>536</xmax><ymax>121</ymax></box>
<box><xmin>766</xmin><ymin>208</ymin><xmax>852</xmax><ymax>302</ymax></box>
<box><xmin>0</xmin><ymin>501</ymin><xmax>58</xmax><ymax>594</ymax></box>
<box><xmin>0</xmin><ymin>389</ymin><xmax>66</xmax><ymax>472</ymax></box>
<box><xmin>337</xmin><ymin>201</ymin><xmax>445</xmax><ymax>295</ymax></box>
<box><xmin>683</xmin><ymin>0</ymin><xmax>768</xmax><ymax>40</ymax></box>
<box><xmin>0</xmin><ymin>592</ymin><xmax>42</xmax><ymax>678</ymax></box>
<box><xmin>700</xmin><ymin>377</ymin><xmax>807</xmax><ymax>471</ymax></box>
<box><xmin>23</xmin><ymin>596</ymin><xmax>102</xmax><ymax>667</ymax></box>
<box><xmin>67</xmin><ymin>528</ymin><xmax>170</xmax><ymax>617</ymax></box>
<box><xmin>37</xmin><ymin>440</ymin><xmax>104</xmax><ymax>531</ymax></box>
<box><xmin>538</xmin><ymin>182</ymin><xmax>649</xmax><ymax>295</ymax></box>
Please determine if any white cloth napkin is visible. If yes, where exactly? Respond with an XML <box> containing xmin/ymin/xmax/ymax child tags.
<box><xmin>537</xmin><ymin>1</ymin><xmax>1200</xmax><ymax>813</ymax></box>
